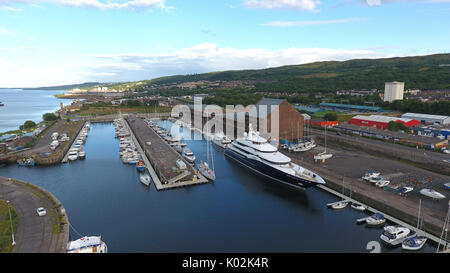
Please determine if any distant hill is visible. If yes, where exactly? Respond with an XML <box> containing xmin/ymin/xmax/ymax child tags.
<box><xmin>17</xmin><ymin>53</ymin><xmax>450</xmax><ymax>93</ymax></box>
<box><xmin>135</xmin><ymin>53</ymin><xmax>450</xmax><ymax>93</ymax></box>
<box><xmin>22</xmin><ymin>82</ymin><xmax>102</xmax><ymax>91</ymax></box>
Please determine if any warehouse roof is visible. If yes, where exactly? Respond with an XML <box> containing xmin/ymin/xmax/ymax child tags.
<box><xmin>319</xmin><ymin>102</ymin><xmax>384</xmax><ymax>112</ymax></box>
<box><xmin>351</xmin><ymin>115</ymin><xmax>416</xmax><ymax>123</ymax></box>
<box><xmin>401</xmin><ymin>112</ymin><xmax>449</xmax><ymax>121</ymax></box>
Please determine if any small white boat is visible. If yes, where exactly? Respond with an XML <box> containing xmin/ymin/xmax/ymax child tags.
<box><xmin>362</xmin><ymin>171</ymin><xmax>380</xmax><ymax>181</ymax></box>
<box><xmin>212</xmin><ymin>132</ymin><xmax>232</xmax><ymax>149</ymax></box>
<box><xmin>329</xmin><ymin>201</ymin><xmax>348</xmax><ymax>210</ymax></box>
<box><xmin>68</xmin><ymin>150</ymin><xmax>78</xmax><ymax>161</ymax></box>
<box><xmin>350</xmin><ymin>203</ymin><xmax>367</xmax><ymax>211</ymax></box>
<box><xmin>67</xmin><ymin>236</ymin><xmax>107</xmax><ymax>253</ymax></box>
<box><xmin>369</xmin><ymin>176</ymin><xmax>390</xmax><ymax>186</ymax></box>
<box><xmin>198</xmin><ymin>162</ymin><xmax>216</xmax><ymax>181</ymax></box>
<box><xmin>402</xmin><ymin>234</ymin><xmax>427</xmax><ymax>251</ymax></box>
<box><xmin>420</xmin><ymin>189</ymin><xmax>446</xmax><ymax>199</ymax></box>
<box><xmin>176</xmin><ymin>159</ymin><xmax>187</xmax><ymax>170</ymax></box>
<box><xmin>376</xmin><ymin>180</ymin><xmax>390</xmax><ymax>188</ymax></box>
<box><xmin>314</xmin><ymin>151</ymin><xmax>333</xmax><ymax>161</ymax></box>
<box><xmin>380</xmin><ymin>226</ymin><xmax>411</xmax><ymax>246</ymax></box>
<box><xmin>398</xmin><ymin>186</ymin><xmax>414</xmax><ymax>195</ymax></box>
<box><xmin>140</xmin><ymin>173</ymin><xmax>151</xmax><ymax>186</ymax></box>
<box><xmin>182</xmin><ymin>148</ymin><xmax>195</xmax><ymax>163</ymax></box>
<box><xmin>78</xmin><ymin>150</ymin><xmax>86</xmax><ymax>160</ymax></box>
<box><xmin>444</xmin><ymin>183</ymin><xmax>450</xmax><ymax>190</ymax></box>
<box><xmin>366</xmin><ymin>213</ymin><xmax>386</xmax><ymax>226</ymax></box>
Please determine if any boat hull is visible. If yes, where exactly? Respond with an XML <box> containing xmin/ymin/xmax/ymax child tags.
<box><xmin>224</xmin><ymin>148</ymin><xmax>319</xmax><ymax>189</ymax></box>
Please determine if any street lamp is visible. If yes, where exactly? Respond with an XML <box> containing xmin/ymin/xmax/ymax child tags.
<box><xmin>6</xmin><ymin>200</ymin><xmax>16</xmax><ymax>246</ymax></box>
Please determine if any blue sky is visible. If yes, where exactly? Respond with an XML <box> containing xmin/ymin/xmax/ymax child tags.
<box><xmin>0</xmin><ymin>0</ymin><xmax>449</xmax><ymax>87</ymax></box>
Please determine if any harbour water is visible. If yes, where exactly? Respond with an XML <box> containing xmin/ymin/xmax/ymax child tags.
<box><xmin>0</xmin><ymin>89</ymin><xmax>73</xmax><ymax>133</ymax></box>
<box><xmin>0</xmin><ymin>121</ymin><xmax>438</xmax><ymax>252</ymax></box>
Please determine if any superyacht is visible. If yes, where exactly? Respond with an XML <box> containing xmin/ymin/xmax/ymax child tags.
<box><xmin>224</xmin><ymin>124</ymin><xmax>325</xmax><ymax>189</ymax></box>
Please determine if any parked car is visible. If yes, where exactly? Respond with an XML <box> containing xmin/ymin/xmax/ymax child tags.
<box><xmin>36</xmin><ymin>207</ymin><xmax>46</xmax><ymax>216</ymax></box>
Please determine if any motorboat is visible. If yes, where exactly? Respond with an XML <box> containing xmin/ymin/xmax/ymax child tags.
<box><xmin>198</xmin><ymin>162</ymin><xmax>216</xmax><ymax>181</ymax></box>
<box><xmin>174</xmin><ymin>144</ymin><xmax>182</xmax><ymax>154</ymax></box>
<box><xmin>444</xmin><ymin>183</ymin><xmax>450</xmax><ymax>190</ymax></box>
<box><xmin>366</xmin><ymin>213</ymin><xmax>386</xmax><ymax>226</ymax></box>
<box><xmin>140</xmin><ymin>173</ymin><xmax>151</xmax><ymax>186</ymax></box>
<box><xmin>17</xmin><ymin>157</ymin><xmax>35</xmax><ymax>167</ymax></box>
<box><xmin>398</xmin><ymin>186</ymin><xmax>414</xmax><ymax>195</ymax></box>
<box><xmin>136</xmin><ymin>161</ymin><xmax>146</xmax><ymax>172</ymax></box>
<box><xmin>376</xmin><ymin>180</ymin><xmax>390</xmax><ymax>188</ymax></box>
<box><xmin>211</xmin><ymin>132</ymin><xmax>232</xmax><ymax>149</ymax></box>
<box><xmin>350</xmin><ymin>203</ymin><xmax>367</xmax><ymax>211</ymax></box>
<box><xmin>380</xmin><ymin>225</ymin><xmax>411</xmax><ymax>246</ymax></box>
<box><xmin>224</xmin><ymin>124</ymin><xmax>325</xmax><ymax>189</ymax></box>
<box><xmin>402</xmin><ymin>234</ymin><xmax>427</xmax><ymax>251</ymax></box>
<box><xmin>368</xmin><ymin>176</ymin><xmax>390</xmax><ymax>186</ymax></box>
<box><xmin>66</xmin><ymin>236</ymin><xmax>107</xmax><ymax>253</ymax></box>
<box><xmin>179</xmin><ymin>141</ymin><xmax>187</xmax><ymax>147</ymax></box>
<box><xmin>362</xmin><ymin>171</ymin><xmax>380</xmax><ymax>181</ymax></box>
<box><xmin>68</xmin><ymin>150</ymin><xmax>78</xmax><ymax>161</ymax></box>
<box><xmin>78</xmin><ymin>149</ymin><xmax>86</xmax><ymax>160</ymax></box>
<box><xmin>330</xmin><ymin>201</ymin><xmax>348</xmax><ymax>210</ymax></box>
<box><xmin>420</xmin><ymin>189</ymin><xmax>446</xmax><ymax>199</ymax></box>
<box><xmin>182</xmin><ymin>148</ymin><xmax>195</xmax><ymax>164</ymax></box>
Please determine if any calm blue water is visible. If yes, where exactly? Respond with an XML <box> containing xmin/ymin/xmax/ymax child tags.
<box><xmin>0</xmin><ymin>89</ymin><xmax>73</xmax><ymax>133</ymax></box>
<box><xmin>0</xmin><ymin>121</ymin><xmax>438</xmax><ymax>253</ymax></box>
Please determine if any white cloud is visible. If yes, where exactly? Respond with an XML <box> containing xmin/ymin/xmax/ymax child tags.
<box><xmin>244</xmin><ymin>0</ymin><xmax>319</xmax><ymax>11</ymax></box>
<box><xmin>262</xmin><ymin>17</ymin><xmax>364</xmax><ymax>27</ymax></box>
<box><xmin>365</xmin><ymin>0</ymin><xmax>450</xmax><ymax>6</ymax></box>
<box><xmin>1</xmin><ymin>43</ymin><xmax>397</xmax><ymax>87</ymax></box>
<box><xmin>0</xmin><ymin>0</ymin><xmax>170</xmax><ymax>10</ymax></box>
<box><xmin>86</xmin><ymin>43</ymin><xmax>391</xmax><ymax>83</ymax></box>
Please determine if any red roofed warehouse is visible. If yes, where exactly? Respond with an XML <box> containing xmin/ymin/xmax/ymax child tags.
<box><xmin>350</xmin><ymin>115</ymin><xmax>420</xmax><ymax>130</ymax></box>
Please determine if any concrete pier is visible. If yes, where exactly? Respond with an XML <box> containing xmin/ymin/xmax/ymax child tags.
<box><xmin>125</xmin><ymin>115</ymin><xmax>208</xmax><ymax>190</ymax></box>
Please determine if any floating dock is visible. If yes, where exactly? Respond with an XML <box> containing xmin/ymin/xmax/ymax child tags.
<box><xmin>124</xmin><ymin>115</ymin><xmax>208</xmax><ymax>190</ymax></box>
<box><xmin>61</xmin><ymin>121</ymin><xmax>86</xmax><ymax>163</ymax></box>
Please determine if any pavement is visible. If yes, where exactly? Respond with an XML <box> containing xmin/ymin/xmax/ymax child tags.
<box><xmin>0</xmin><ymin>176</ymin><xmax>69</xmax><ymax>253</ymax></box>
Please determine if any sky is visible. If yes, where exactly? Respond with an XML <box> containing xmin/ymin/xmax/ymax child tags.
<box><xmin>0</xmin><ymin>0</ymin><xmax>449</xmax><ymax>87</ymax></box>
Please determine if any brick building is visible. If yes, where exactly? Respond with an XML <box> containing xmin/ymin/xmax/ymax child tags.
<box><xmin>250</xmin><ymin>98</ymin><xmax>304</xmax><ymax>143</ymax></box>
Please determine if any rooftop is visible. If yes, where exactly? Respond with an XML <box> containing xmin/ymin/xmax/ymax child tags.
<box><xmin>401</xmin><ymin>112</ymin><xmax>449</xmax><ymax>120</ymax></box>
<box><xmin>351</xmin><ymin>115</ymin><xmax>416</xmax><ymax>123</ymax></box>
<box><xmin>319</xmin><ymin>102</ymin><xmax>384</xmax><ymax>112</ymax></box>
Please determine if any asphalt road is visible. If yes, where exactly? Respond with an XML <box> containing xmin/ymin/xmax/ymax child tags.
<box><xmin>0</xmin><ymin>177</ymin><xmax>68</xmax><ymax>253</ymax></box>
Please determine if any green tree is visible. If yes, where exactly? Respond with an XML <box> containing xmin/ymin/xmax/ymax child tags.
<box><xmin>324</xmin><ymin>112</ymin><xmax>338</xmax><ymax>121</ymax></box>
<box><xmin>43</xmin><ymin>113</ymin><xmax>58</xmax><ymax>121</ymax></box>
<box><xmin>19</xmin><ymin>120</ymin><xmax>36</xmax><ymax>130</ymax></box>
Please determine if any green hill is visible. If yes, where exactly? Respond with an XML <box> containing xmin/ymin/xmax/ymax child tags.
<box><xmin>138</xmin><ymin>53</ymin><xmax>450</xmax><ymax>93</ymax></box>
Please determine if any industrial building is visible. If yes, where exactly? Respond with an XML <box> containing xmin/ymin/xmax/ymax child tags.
<box><xmin>250</xmin><ymin>98</ymin><xmax>305</xmax><ymax>143</ymax></box>
<box><xmin>350</xmin><ymin>115</ymin><xmax>420</xmax><ymax>130</ymax></box>
<box><xmin>401</xmin><ymin>113</ymin><xmax>450</xmax><ymax>125</ymax></box>
<box><xmin>319</xmin><ymin>102</ymin><xmax>385</xmax><ymax>113</ymax></box>
<box><xmin>186</xmin><ymin>98</ymin><xmax>305</xmax><ymax>143</ymax></box>
<box><xmin>384</xmin><ymin>82</ymin><xmax>404</xmax><ymax>102</ymax></box>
